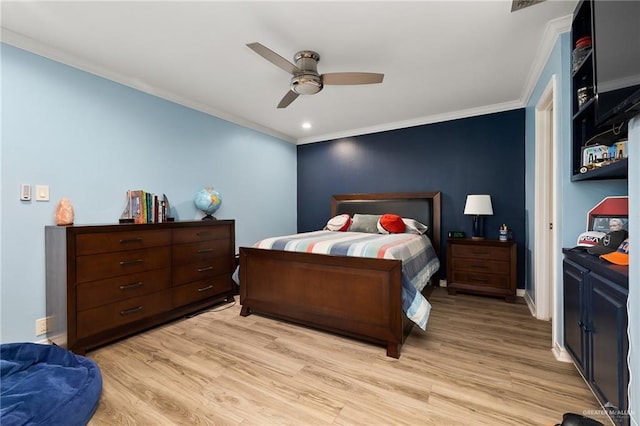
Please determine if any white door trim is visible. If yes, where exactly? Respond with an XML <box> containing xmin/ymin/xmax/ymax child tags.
<box><xmin>533</xmin><ymin>75</ymin><xmax>557</xmax><ymax>321</ymax></box>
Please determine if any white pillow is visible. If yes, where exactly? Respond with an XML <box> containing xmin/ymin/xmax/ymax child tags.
<box><xmin>326</xmin><ymin>214</ymin><xmax>352</xmax><ymax>231</ymax></box>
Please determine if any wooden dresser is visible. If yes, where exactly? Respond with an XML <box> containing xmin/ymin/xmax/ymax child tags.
<box><xmin>46</xmin><ymin>220</ymin><xmax>235</xmax><ymax>354</ymax></box>
<box><xmin>446</xmin><ymin>238</ymin><xmax>517</xmax><ymax>302</ymax></box>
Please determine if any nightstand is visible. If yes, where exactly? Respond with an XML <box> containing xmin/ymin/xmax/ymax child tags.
<box><xmin>446</xmin><ymin>238</ymin><xmax>517</xmax><ymax>302</ymax></box>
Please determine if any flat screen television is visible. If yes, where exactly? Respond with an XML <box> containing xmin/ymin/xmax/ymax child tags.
<box><xmin>592</xmin><ymin>0</ymin><xmax>640</xmax><ymax>126</ymax></box>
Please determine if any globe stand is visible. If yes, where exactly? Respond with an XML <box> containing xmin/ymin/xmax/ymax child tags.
<box><xmin>202</xmin><ymin>214</ymin><xmax>217</xmax><ymax>220</ymax></box>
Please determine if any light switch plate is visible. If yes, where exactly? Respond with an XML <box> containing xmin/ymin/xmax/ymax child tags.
<box><xmin>35</xmin><ymin>185</ymin><xmax>49</xmax><ymax>201</ymax></box>
<box><xmin>20</xmin><ymin>184</ymin><xmax>31</xmax><ymax>201</ymax></box>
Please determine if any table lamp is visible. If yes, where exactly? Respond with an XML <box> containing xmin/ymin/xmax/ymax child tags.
<box><xmin>464</xmin><ymin>194</ymin><xmax>493</xmax><ymax>239</ymax></box>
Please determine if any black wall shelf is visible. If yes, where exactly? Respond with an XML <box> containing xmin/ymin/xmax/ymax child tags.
<box><xmin>570</xmin><ymin>0</ymin><xmax>628</xmax><ymax>182</ymax></box>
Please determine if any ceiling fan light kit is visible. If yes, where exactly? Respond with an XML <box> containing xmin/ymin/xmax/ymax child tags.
<box><xmin>247</xmin><ymin>42</ymin><xmax>384</xmax><ymax>108</ymax></box>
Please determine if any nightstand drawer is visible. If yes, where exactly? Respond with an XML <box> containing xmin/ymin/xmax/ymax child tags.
<box><xmin>451</xmin><ymin>271</ymin><xmax>511</xmax><ymax>289</ymax></box>
<box><xmin>450</xmin><ymin>244</ymin><xmax>511</xmax><ymax>261</ymax></box>
<box><xmin>451</xmin><ymin>258</ymin><xmax>509</xmax><ymax>274</ymax></box>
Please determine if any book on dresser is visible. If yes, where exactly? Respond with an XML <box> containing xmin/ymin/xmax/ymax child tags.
<box><xmin>122</xmin><ymin>190</ymin><xmax>170</xmax><ymax>224</ymax></box>
<box><xmin>45</xmin><ymin>220</ymin><xmax>235</xmax><ymax>354</ymax></box>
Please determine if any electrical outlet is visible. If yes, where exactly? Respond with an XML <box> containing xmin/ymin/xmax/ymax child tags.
<box><xmin>439</xmin><ymin>279</ymin><xmax>447</xmax><ymax>288</ymax></box>
<box><xmin>35</xmin><ymin>317</ymin><xmax>49</xmax><ymax>336</ymax></box>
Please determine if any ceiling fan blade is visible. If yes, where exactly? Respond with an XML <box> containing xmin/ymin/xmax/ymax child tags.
<box><xmin>277</xmin><ymin>90</ymin><xmax>299</xmax><ymax>109</ymax></box>
<box><xmin>322</xmin><ymin>72</ymin><xmax>384</xmax><ymax>85</ymax></box>
<box><xmin>246</xmin><ymin>42</ymin><xmax>301</xmax><ymax>75</ymax></box>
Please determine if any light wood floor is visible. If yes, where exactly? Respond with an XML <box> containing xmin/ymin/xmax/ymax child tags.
<box><xmin>88</xmin><ymin>288</ymin><xmax>608</xmax><ymax>426</ymax></box>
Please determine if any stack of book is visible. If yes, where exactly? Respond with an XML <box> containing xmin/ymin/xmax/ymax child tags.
<box><xmin>120</xmin><ymin>190</ymin><xmax>171</xmax><ymax>224</ymax></box>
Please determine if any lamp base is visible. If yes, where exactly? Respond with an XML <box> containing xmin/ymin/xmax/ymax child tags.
<box><xmin>471</xmin><ymin>215</ymin><xmax>486</xmax><ymax>239</ymax></box>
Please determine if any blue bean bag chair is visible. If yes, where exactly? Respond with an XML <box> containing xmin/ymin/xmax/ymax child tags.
<box><xmin>1</xmin><ymin>343</ymin><xmax>102</xmax><ymax>426</ymax></box>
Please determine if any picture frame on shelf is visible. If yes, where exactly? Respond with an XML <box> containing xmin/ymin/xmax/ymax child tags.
<box><xmin>590</xmin><ymin>216</ymin><xmax>628</xmax><ymax>233</ymax></box>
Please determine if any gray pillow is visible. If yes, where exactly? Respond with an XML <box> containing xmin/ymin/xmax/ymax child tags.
<box><xmin>403</xmin><ymin>218</ymin><xmax>429</xmax><ymax>235</ymax></box>
<box><xmin>349</xmin><ymin>214</ymin><xmax>382</xmax><ymax>233</ymax></box>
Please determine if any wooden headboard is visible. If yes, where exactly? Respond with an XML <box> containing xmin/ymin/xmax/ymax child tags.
<box><xmin>331</xmin><ymin>192</ymin><xmax>441</xmax><ymax>258</ymax></box>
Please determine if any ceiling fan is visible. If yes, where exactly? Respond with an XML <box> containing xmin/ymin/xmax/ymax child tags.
<box><xmin>246</xmin><ymin>42</ymin><xmax>384</xmax><ymax>108</ymax></box>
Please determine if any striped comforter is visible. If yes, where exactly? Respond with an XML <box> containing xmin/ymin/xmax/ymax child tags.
<box><xmin>254</xmin><ymin>230</ymin><xmax>440</xmax><ymax>329</ymax></box>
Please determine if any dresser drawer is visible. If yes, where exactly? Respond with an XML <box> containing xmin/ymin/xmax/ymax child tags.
<box><xmin>76</xmin><ymin>246</ymin><xmax>171</xmax><ymax>283</ymax></box>
<box><xmin>172</xmin><ymin>256</ymin><xmax>232</xmax><ymax>286</ymax></box>
<box><xmin>451</xmin><ymin>258</ymin><xmax>509</xmax><ymax>274</ymax></box>
<box><xmin>172</xmin><ymin>276</ymin><xmax>232</xmax><ymax>307</ymax></box>
<box><xmin>172</xmin><ymin>226</ymin><xmax>231</xmax><ymax>244</ymax></box>
<box><xmin>77</xmin><ymin>268</ymin><xmax>171</xmax><ymax>311</ymax></box>
<box><xmin>77</xmin><ymin>290</ymin><xmax>172</xmax><ymax>339</ymax></box>
<box><xmin>172</xmin><ymin>239</ymin><xmax>232</xmax><ymax>265</ymax></box>
<box><xmin>76</xmin><ymin>229</ymin><xmax>171</xmax><ymax>255</ymax></box>
<box><xmin>450</xmin><ymin>244</ymin><xmax>511</xmax><ymax>261</ymax></box>
<box><xmin>451</xmin><ymin>271</ymin><xmax>511</xmax><ymax>289</ymax></box>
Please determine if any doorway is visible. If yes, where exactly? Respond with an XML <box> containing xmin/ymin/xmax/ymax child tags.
<box><xmin>529</xmin><ymin>76</ymin><xmax>557</xmax><ymax>324</ymax></box>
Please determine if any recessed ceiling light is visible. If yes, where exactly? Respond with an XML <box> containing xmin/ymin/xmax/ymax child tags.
<box><xmin>302</xmin><ymin>122</ymin><xmax>312</xmax><ymax>129</ymax></box>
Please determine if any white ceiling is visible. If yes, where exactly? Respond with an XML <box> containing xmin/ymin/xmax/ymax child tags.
<box><xmin>1</xmin><ymin>1</ymin><xmax>577</xmax><ymax>144</ymax></box>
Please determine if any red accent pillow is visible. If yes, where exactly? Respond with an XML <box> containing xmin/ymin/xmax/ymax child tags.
<box><xmin>377</xmin><ymin>214</ymin><xmax>406</xmax><ymax>234</ymax></box>
<box><xmin>326</xmin><ymin>214</ymin><xmax>352</xmax><ymax>231</ymax></box>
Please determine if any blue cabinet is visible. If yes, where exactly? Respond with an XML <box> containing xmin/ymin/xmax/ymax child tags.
<box><xmin>563</xmin><ymin>258</ymin><xmax>589</xmax><ymax>376</ymax></box>
<box><xmin>590</xmin><ymin>272</ymin><xmax>629</xmax><ymax>422</ymax></box>
<box><xmin>563</xmin><ymin>249</ymin><xmax>629</xmax><ymax>426</ymax></box>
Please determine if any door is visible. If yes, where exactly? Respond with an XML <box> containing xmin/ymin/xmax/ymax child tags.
<box><xmin>533</xmin><ymin>76</ymin><xmax>557</xmax><ymax>321</ymax></box>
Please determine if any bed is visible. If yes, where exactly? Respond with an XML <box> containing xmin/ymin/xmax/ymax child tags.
<box><xmin>238</xmin><ymin>192</ymin><xmax>441</xmax><ymax>358</ymax></box>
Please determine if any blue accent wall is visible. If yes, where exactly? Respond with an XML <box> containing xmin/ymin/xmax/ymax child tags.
<box><xmin>297</xmin><ymin>109</ymin><xmax>526</xmax><ymax>285</ymax></box>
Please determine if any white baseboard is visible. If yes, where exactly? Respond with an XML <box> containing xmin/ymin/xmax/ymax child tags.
<box><xmin>552</xmin><ymin>343</ymin><xmax>573</xmax><ymax>363</ymax></box>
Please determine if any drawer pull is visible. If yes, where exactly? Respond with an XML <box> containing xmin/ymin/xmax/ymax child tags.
<box><xmin>470</xmin><ymin>277</ymin><xmax>489</xmax><ymax>283</ymax></box>
<box><xmin>197</xmin><ymin>285</ymin><xmax>214</xmax><ymax>292</ymax></box>
<box><xmin>119</xmin><ymin>281</ymin><xmax>143</xmax><ymax>291</ymax></box>
<box><xmin>197</xmin><ymin>266</ymin><xmax>214</xmax><ymax>272</ymax></box>
<box><xmin>120</xmin><ymin>306</ymin><xmax>143</xmax><ymax>316</ymax></box>
<box><xmin>471</xmin><ymin>264</ymin><xmax>488</xmax><ymax>269</ymax></box>
<box><xmin>119</xmin><ymin>259</ymin><xmax>143</xmax><ymax>266</ymax></box>
<box><xmin>471</xmin><ymin>250</ymin><xmax>489</xmax><ymax>255</ymax></box>
<box><xmin>197</xmin><ymin>248</ymin><xmax>214</xmax><ymax>253</ymax></box>
<box><xmin>197</xmin><ymin>231</ymin><xmax>212</xmax><ymax>237</ymax></box>
<box><xmin>119</xmin><ymin>237</ymin><xmax>143</xmax><ymax>244</ymax></box>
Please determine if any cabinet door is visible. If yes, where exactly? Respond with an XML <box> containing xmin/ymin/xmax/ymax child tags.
<box><xmin>563</xmin><ymin>258</ymin><xmax>589</xmax><ymax>375</ymax></box>
<box><xmin>590</xmin><ymin>272</ymin><xmax>629</xmax><ymax>424</ymax></box>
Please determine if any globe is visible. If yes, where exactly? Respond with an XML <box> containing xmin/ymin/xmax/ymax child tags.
<box><xmin>194</xmin><ymin>187</ymin><xmax>222</xmax><ymax>220</ymax></box>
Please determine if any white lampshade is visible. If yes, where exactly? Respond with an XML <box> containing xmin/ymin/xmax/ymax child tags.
<box><xmin>464</xmin><ymin>194</ymin><xmax>493</xmax><ymax>215</ymax></box>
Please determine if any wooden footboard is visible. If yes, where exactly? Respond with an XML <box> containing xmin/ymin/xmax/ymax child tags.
<box><xmin>239</xmin><ymin>247</ymin><xmax>405</xmax><ymax>358</ymax></box>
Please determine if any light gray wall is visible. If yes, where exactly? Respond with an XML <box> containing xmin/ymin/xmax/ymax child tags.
<box><xmin>1</xmin><ymin>43</ymin><xmax>297</xmax><ymax>343</ymax></box>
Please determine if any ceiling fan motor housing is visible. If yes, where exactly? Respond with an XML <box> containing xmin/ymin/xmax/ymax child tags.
<box><xmin>291</xmin><ymin>50</ymin><xmax>323</xmax><ymax>95</ymax></box>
